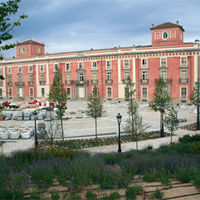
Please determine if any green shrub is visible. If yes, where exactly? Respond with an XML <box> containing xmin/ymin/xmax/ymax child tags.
<box><xmin>125</xmin><ymin>187</ymin><xmax>143</xmax><ymax>200</ymax></box>
<box><xmin>143</xmin><ymin>172</ymin><xmax>159</xmax><ymax>182</ymax></box>
<box><xmin>160</xmin><ymin>174</ymin><xmax>171</xmax><ymax>186</ymax></box>
<box><xmin>193</xmin><ymin>173</ymin><xmax>200</xmax><ymax>189</ymax></box>
<box><xmin>31</xmin><ymin>166</ymin><xmax>54</xmax><ymax>188</ymax></box>
<box><xmin>27</xmin><ymin>192</ymin><xmax>42</xmax><ymax>200</ymax></box>
<box><xmin>69</xmin><ymin>194</ymin><xmax>81</xmax><ymax>200</ymax></box>
<box><xmin>179</xmin><ymin>135</ymin><xmax>193</xmax><ymax>143</ymax></box>
<box><xmin>189</xmin><ymin>142</ymin><xmax>200</xmax><ymax>154</ymax></box>
<box><xmin>109</xmin><ymin>192</ymin><xmax>120</xmax><ymax>199</ymax></box>
<box><xmin>151</xmin><ymin>190</ymin><xmax>164</xmax><ymax>200</ymax></box>
<box><xmin>86</xmin><ymin>190</ymin><xmax>97</xmax><ymax>200</ymax></box>
<box><xmin>51</xmin><ymin>191</ymin><xmax>60</xmax><ymax>200</ymax></box>
<box><xmin>175</xmin><ymin>167</ymin><xmax>192</xmax><ymax>183</ymax></box>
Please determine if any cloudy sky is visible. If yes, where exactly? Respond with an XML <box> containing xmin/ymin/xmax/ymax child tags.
<box><xmin>2</xmin><ymin>0</ymin><xmax>200</xmax><ymax>58</ymax></box>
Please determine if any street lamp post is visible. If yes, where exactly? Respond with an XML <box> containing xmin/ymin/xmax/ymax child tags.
<box><xmin>160</xmin><ymin>103</ymin><xmax>165</xmax><ymax>137</ymax></box>
<box><xmin>195</xmin><ymin>39</ymin><xmax>200</xmax><ymax>130</ymax></box>
<box><xmin>32</xmin><ymin>110</ymin><xmax>38</xmax><ymax>150</ymax></box>
<box><xmin>116</xmin><ymin>113</ymin><xmax>122</xmax><ymax>153</ymax></box>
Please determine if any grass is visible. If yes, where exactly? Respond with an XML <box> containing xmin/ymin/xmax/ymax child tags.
<box><xmin>0</xmin><ymin>134</ymin><xmax>200</xmax><ymax>198</ymax></box>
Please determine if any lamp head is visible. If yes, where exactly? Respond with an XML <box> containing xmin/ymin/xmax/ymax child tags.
<box><xmin>116</xmin><ymin>113</ymin><xmax>122</xmax><ymax>124</ymax></box>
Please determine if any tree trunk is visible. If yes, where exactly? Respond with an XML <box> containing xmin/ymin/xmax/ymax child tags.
<box><xmin>61</xmin><ymin>117</ymin><xmax>64</xmax><ymax>141</ymax></box>
<box><xmin>135</xmin><ymin>129</ymin><xmax>138</xmax><ymax>150</ymax></box>
<box><xmin>171</xmin><ymin>131</ymin><xmax>173</xmax><ymax>144</ymax></box>
<box><xmin>95</xmin><ymin>117</ymin><xmax>97</xmax><ymax>140</ymax></box>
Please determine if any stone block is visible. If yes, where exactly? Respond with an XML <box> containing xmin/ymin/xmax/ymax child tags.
<box><xmin>9</xmin><ymin>130</ymin><xmax>21</xmax><ymax>139</ymax></box>
<box><xmin>0</xmin><ymin>131</ymin><xmax>9</xmax><ymax>139</ymax></box>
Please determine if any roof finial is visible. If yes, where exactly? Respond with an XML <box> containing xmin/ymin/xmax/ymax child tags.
<box><xmin>176</xmin><ymin>20</ymin><xmax>179</xmax><ymax>25</ymax></box>
<box><xmin>152</xmin><ymin>24</ymin><xmax>154</xmax><ymax>27</ymax></box>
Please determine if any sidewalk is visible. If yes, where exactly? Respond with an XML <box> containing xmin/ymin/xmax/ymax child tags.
<box><xmin>84</xmin><ymin>128</ymin><xmax>200</xmax><ymax>154</ymax></box>
<box><xmin>0</xmin><ymin>128</ymin><xmax>199</xmax><ymax>156</ymax></box>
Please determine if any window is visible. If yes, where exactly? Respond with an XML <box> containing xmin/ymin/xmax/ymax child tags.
<box><xmin>54</xmin><ymin>64</ymin><xmax>58</xmax><ymax>72</ymax></box>
<box><xmin>79</xmin><ymin>73</ymin><xmax>84</xmax><ymax>82</ymax></box>
<box><xmin>181</xmin><ymin>87</ymin><xmax>187</xmax><ymax>100</ymax></box>
<box><xmin>161</xmin><ymin>58</ymin><xmax>167</xmax><ymax>67</ymax></box>
<box><xmin>0</xmin><ymin>79</ymin><xmax>3</xmax><ymax>86</ymax></box>
<box><xmin>66</xmin><ymin>73</ymin><xmax>71</xmax><ymax>82</ymax></box>
<box><xmin>66</xmin><ymin>88</ymin><xmax>71</xmax><ymax>98</ymax></box>
<box><xmin>18</xmin><ymin>67</ymin><xmax>22</xmax><ymax>73</ymax></box>
<box><xmin>40</xmin><ymin>74</ymin><xmax>45</xmax><ymax>82</ymax></box>
<box><xmin>142</xmin><ymin>71</ymin><xmax>148</xmax><ymax>80</ymax></box>
<box><xmin>142</xmin><ymin>59</ymin><xmax>147</xmax><ymax>67</ymax></box>
<box><xmin>181</xmin><ymin>57</ymin><xmax>187</xmax><ymax>66</ymax></box>
<box><xmin>66</xmin><ymin>63</ymin><xmax>70</xmax><ymax>71</ymax></box>
<box><xmin>0</xmin><ymin>89</ymin><xmax>2</xmax><ymax>98</ymax></box>
<box><xmin>124</xmin><ymin>71</ymin><xmax>130</xmax><ymax>81</ymax></box>
<box><xmin>40</xmin><ymin>65</ymin><xmax>44</xmax><ymax>73</ymax></box>
<box><xmin>107</xmin><ymin>87</ymin><xmax>112</xmax><ymax>98</ymax></box>
<box><xmin>8</xmin><ymin>75</ymin><xmax>12</xmax><ymax>83</ymax></box>
<box><xmin>41</xmin><ymin>88</ymin><xmax>45</xmax><ymax>97</ymax></box>
<box><xmin>29</xmin><ymin>66</ymin><xmax>33</xmax><ymax>73</ymax></box>
<box><xmin>124</xmin><ymin>60</ymin><xmax>130</xmax><ymax>69</ymax></box>
<box><xmin>106</xmin><ymin>61</ymin><xmax>112</xmax><ymax>70</ymax></box>
<box><xmin>29</xmin><ymin>88</ymin><xmax>34</xmax><ymax>97</ymax></box>
<box><xmin>106</xmin><ymin>72</ymin><xmax>112</xmax><ymax>81</ymax></box>
<box><xmin>37</xmin><ymin>48</ymin><xmax>41</xmax><ymax>54</ymax></box>
<box><xmin>92</xmin><ymin>62</ymin><xmax>97</xmax><ymax>69</ymax></box>
<box><xmin>8</xmin><ymin>68</ymin><xmax>11</xmax><ymax>74</ymax></box>
<box><xmin>79</xmin><ymin>63</ymin><xmax>83</xmax><ymax>69</ymax></box>
<box><xmin>163</xmin><ymin>32</ymin><xmax>168</xmax><ymax>39</ymax></box>
<box><xmin>161</xmin><ymin>69</ymin><xmax>167</xmax><ymax>79</ymax></box>
<box><xmin>0</xmin><ymin>68</ymin><xmax>2</xmax><ymax>74</ymax></box>
<box><xmin>142</xmin><ymin>87</ymin><xmax>148</xmax><ymax>100</ymax></box>
<box><xmin>29</xmin><ymin>74</ymin><xmax>33</xmax><ymax>82</ymax></box>
<box><xmin>18</xmin><ymin>74</ymin><xmax>22</xmax><ymax>82</ymax></box>
<box><xmin>180</xmin><ymin>69</ymin><xmax>188</xmax><ymax>79</ymax></box>
<box><xmin>92</xmin><ymin>72</ymin><xmax>97</xmax><ymax>80</ymax></box>
<box><xmin>8</xmin><ymin>88</ymin><xmax>12</xmax><ymax>98</ymax></box>
<box><xmin>22</xmin><ymin>48</ymin><xmax>25</xmax><ymax>54</ymax></box>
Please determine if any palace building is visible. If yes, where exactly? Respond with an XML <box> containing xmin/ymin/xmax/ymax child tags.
<box><xmin>0</xmin><ymin>22</ymin><xmax>199</xmax><ymax>102</ymax></box>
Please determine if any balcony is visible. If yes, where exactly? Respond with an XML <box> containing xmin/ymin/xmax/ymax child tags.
<box><xmin>155</xmin><ymin>78</ymin><xmax>172</xmax><ymax>83</ymax></box>
<box><xmin>180</xmin><ymin>64</ymin><xmax>188</xmax><ymax>68</ymax></box>
<box><xmin>65</xmin><ymin>80</ymin><xmax>71</xmax><ymax>84</ymax></box>
<box><xmin>91</xmin><ymin>80</ymin><xmax>98</xmax><ymax>84</ymax></box>
<box><xmin>141</xmin><ymin>64</ymin><xmax>148</xmax><ymax>68</ymax></box>
<box><xmin>106</xmin><ymin>79</ymin><xmax>113</xmax><ymax>84</ymax></box>
<box><xmin>141</xmin><ymin>79</ymin><xmax>149</xmax><ymax>84</ymax></box>
<box><xmin>179</xmin><ymin>78</ymin><xmax>188</xmax><ymax>83</ymax></box>
<box><xmin>15</xmin><ymin>82</ymin><xmax>25</xmax><ymax>87</ymax></box>
<box><xmin>7</xmin><ymin>82</ymin><xmax>12</xmax><ymax>86</ymax></box>
<box><xmin>40</xmin><ymin>81</ymin><xmax>45</xmax><ymax>85</ymax></box>
<box><xmin>28</xmin><ymin>81</ymin><xmax>34</xmax><ymax>85</ymax></box>
<box><xmin>123</xmin><ymin>79</ymin><xmax>130</xmax><ymax>84</ymax></box>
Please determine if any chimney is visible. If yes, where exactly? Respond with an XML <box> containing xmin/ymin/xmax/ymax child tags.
<box><xmin>176</xmin><ymin>20</ymin><xmax>179</xmax><ymax>25</ymax></box>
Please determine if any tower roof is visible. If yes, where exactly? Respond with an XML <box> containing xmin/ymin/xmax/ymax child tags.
<box><xmin>17</xmin><ymin>40</ymin><xmax>45</xmax><ymax>46</ymax></box>
<box><xmin>150</xmin><ymin>22</ymin><xmax>184</xmax><ymax>32</ymax></box>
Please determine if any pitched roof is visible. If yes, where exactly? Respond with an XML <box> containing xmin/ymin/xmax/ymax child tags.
<box><xmin>17</xmin><ymin>40</ymin><xmax>45</xmax><ymax>46</ymax></box>
<box><xmin>150</xmin><ymin>22</ymin><xmax>184</xmax><ymax>31</ymax></box>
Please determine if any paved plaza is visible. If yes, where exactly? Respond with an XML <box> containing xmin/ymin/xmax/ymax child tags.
<box><xmin>0</xmin><ymin>100</ymin><xmax>198</xmax><ymax>155</ymax></box>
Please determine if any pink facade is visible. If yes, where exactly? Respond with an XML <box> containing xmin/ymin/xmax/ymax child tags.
<box><xmin>0</xmin><ymin>22</ymin><xmax>199</xmax><ymax>102</ymax></box>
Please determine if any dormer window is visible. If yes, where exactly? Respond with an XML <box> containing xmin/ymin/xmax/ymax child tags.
<box><xmin>18</xmin><ymin>67</ymin><xmax>22</xmax><ymax>73</ymax></box>
<box><xmin>22</xmin><ymin>48</ymin><xmax>25</xmax><ymax>54</ymax></box>
<box><xmin>37</xmin><ymin>48</ymin><xmax>41</xmax><ymax>54</ymax></box>
<box><xmin>163</xmin><ymin>32</ymin><xmax>168</xmax><ymax>40</ymax></box>
<box><xmin>66</xmin><ymin>63</ymin><xmax>70</xmax><ymax>71</ymax></box>
<box><xmin>79</xmin><ymin>63</ymin><xmax>83</xmax><ymax>70</ymax></box>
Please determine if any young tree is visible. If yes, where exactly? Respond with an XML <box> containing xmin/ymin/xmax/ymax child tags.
<box><xmin>190</xmin><ymin>81</ymin><xmax>199</xmax><ymax>106</ymax></box>
<box><xmin>49</xmin><ymin>66</ymin><xmax>67</xmax><ymax>141</ymax></box>
<box><xmin>124</xmin><ymin>76</ymin><xmax>148</xmax><ymax>150</ymax></box>
<box><xmin>164</xmin><ymin>106</ymin><xmax>179</xmax><ymax>144</ymax></box>
<box><xmin>86</xmin><ymin>86</ymin><xmax>103</xmax><ymax>140</ymax></box>
<box><xmin>150</xmin><ymin>77</ymin><xmax>172</xmax><ymax>137</ymax></box>
<box><xmin>0</xmin><ymin>0</ymin><xmax>28</xmax><ymax>60</ymax></box>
